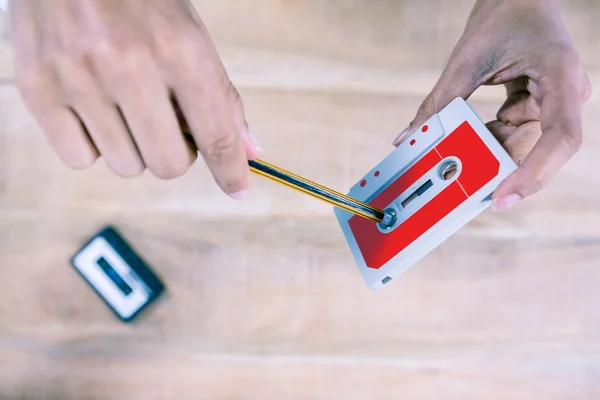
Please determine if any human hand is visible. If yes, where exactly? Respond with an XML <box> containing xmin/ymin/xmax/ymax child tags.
<box><xmin>394</xmin><ymin>0</ymin><xmax>591</xmax><ymax>211</ymax></box>
<box><xmin>9</xmin><ymin>0</ymin><xmax>260</xmax><ymax>199</ymax></box>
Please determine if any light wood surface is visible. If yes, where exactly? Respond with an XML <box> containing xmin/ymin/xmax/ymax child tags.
<box><xmin>2</xmin><ymin>1</ymin><xmax>600</xmax><ymax>399</ymax></box>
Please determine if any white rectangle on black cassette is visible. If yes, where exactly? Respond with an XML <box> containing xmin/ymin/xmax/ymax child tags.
<box><xmin>72</xmin><ymin>236</ymin><xmax>151</xmax><ymax>320</ymax></box>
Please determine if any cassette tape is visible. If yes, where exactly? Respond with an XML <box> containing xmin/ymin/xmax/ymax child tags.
<box><xmin>334</xmin><ymin>97</ymin><xmax>518</xmax><ymax>290</ymax></box>
<box><xmin>71</xmin><ymin>226</ymin><xmax>165</xmax><ymax>322</ymax></box>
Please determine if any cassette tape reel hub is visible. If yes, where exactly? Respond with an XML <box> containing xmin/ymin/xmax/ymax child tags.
<box><xmin>378</xmin><ymin>209</ymin><xmax>398</xmax><ymax>231</ymax></box>
<box><xmin>335</xmin><ymin>98</ymin><xmax>518</xmax><ymax>291</ymax></box>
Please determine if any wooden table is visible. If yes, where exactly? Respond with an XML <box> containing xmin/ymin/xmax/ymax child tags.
<box><xmin>1</xmin><ymin>1</ymin><xmax>600</xmax><ymax>398</ymax></box>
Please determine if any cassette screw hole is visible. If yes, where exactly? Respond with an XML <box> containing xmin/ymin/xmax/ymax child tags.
<box><xmin>378</xmin><ymin>208</ymin><xmax>397</xmax><ymax>231</ymax></box>
<box><xmin>440</xmin><ymin>161</ymin><xmax>458</xmax><ymax>181</ymax></box>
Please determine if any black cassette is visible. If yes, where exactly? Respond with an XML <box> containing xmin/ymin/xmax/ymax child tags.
<box><xmin>70</xmin><ymin>226</ymin><xmax>165</xmax><ymax>322</ymax></box>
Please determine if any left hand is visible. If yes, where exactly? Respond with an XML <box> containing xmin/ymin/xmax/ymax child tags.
<box><xmin>394</xmin><ymin>0</ymin><xmax>591</xmax><ymax>211</ymax></box>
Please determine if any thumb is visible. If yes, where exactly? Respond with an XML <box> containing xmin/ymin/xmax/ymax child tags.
<box><xmin>393</xmin><ymin>60</ymin><xmax>481</xmax><ymax>146</ymax></box>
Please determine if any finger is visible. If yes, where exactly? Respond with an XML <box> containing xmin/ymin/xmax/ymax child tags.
<box><xmin>10</xmin><ymin>1</ymin><xmax>98</xmax><ymax>169</ymax></box>
<box><xmin>92</xmin><ymin>45</ymin><xmax>197</xmax><ymax>180</ymax></box>
<box><xmin>228</xmin><ymin>85</ymin><xmax>263</xmax><ymax>160</ymax></box>
<box><xmin>170</xmin><ymin>94</ymin><xmax>198</xmax><ymax>148</ymax></box>
<box><xmin>486</xmin><ymin>120</ymin><xmax>515</xmax><ymax>146</ymax></box>
<box><xmin>496</xmin><ymin>78</ymin><xmax>541</xmax><ymax>127</ymax></box>
<box><xmin>491</xmin><ymin>79</ymin><xmax>541</xmax><ymax>165</ymax></box>
<box><xmin>487</xmin><ymin>120</ymin><xmax>542</xmax><ymax>166</ymax></box>
<box><xmin>55</xmin><ymin>55</ymin><xmax>146</xmax><ymax>178</ymax></box>
<box><xmin>163</xmin><ymin>0</ymin><xmax>261</xmax><ymax>158</ymax></box>
<box><xmin>174</xmin><ymin>65</ymin><xmax>250</xmax><ymax>197</ymax></box>
<box><xmin>158</xmin><ymin>23</ymin><xmax>253</xmax><ymax>198</ymax></box>
<box><xmin>20</xmin><ymin>74</ymin><xmax>99</xmax><ymax>168</ymax></box>
<box><xmin>496</xmin><ymin>93</ymin><xmax>541</xmax><ymax>127</ymax></box>
<box><xmin>492</xmin><ymin>54</ymin><xmax>585</xmax><ymax>210</ymax></box>
<box><xmin>18</xmin><ymin>68</ymin><xmax>99</xmax><ymax>168</ymax></box>
<box><xmin>31</xmin><ymin>104</ymin><xmax>100</xmax><ymax>169</ymax></box>
<box><xmin>174</xmin><ymin>84</ymin><xmax>262</xmax><ymax>161</ymax></box>
<box><xmin>393</xmin><ymin>47</ymin><xmax>483</xmax><ymax>146</ymax></box>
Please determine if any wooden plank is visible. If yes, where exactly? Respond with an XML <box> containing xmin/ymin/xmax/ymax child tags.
<box><xmin>2</xmin><ymin>213</ymin><xmax>600</xmax><ymax>335</ymax></box>
<box><xmin>1</xmin><ymin>349</ymin><xmax>599</xmax><ymax>399</ymax></box>
<box><xmin>196</xmin><ymin>0</ymin><xmax>600</xmax><ymax>71</ymax></box>
<box><xmin>2</xmin><ymin>81</ymin><xmax>600</xmax><ymax>396</ymax></box>
<box><xmin>2</xmin><ymin>84</ymin><xmax>600</xmax><ymax>236</ymax></box>
<box><xmin>0</xmin><ymin>214</ymin><xmax>599</xmax><ymax>399</ymax></box>
<box><xmin>0</xmin><ymin>0</ymin><xmax>470</xmax><ymax>80</ymax></box>
<box><xmin>1</xmin><ymin>1</ymin><xmax>600</xmax><ymax>81</ymax></box>
<box><xmin>2</xmin><ymin>2</ymin><xmax>600</xmax><ymax>398</ymax></box>
<box><xmin>0</xmin><ymin>9</ymin><xmax>11</xmax><ymax>80</ymax></box>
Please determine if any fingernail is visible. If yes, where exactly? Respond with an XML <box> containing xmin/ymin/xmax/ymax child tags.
<box><xmin>393</xmin><ymin>127</ymin><xmax>410</xmax><ymax>146</ymax></box>
<box><xmin>248</xmin><ymin>131</ymin><xmax>263</xmax><ymax>153</ymax></box>
<box><xmin>492</xmin><ymin>193</ymin><xmax>522</xmax><ymax>211</ymax></box>
<box><xmin>230</xmin><ymin>189</ymin><xmax>248</xmax><ymax>200</ymax></box>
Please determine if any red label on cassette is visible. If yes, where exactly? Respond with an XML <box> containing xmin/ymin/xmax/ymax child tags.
<box><xmin>348</xmin><ymin>121</ymin><xmax>500</xmax><ymax>270</ymax></box>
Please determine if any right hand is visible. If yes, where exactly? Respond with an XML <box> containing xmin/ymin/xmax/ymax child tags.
<box><xmin>9</xmin><ymin>0</ymin><xmax>261</xmax><ymax>199</ymax></box>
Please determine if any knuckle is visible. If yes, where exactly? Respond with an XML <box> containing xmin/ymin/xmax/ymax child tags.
<box><xmin>202</xmin><ymin>134</ymin><xmax>239</xmax><ymax>164</ymax></box>
<box><xmin>526</xmin><ymin>174</ymin><xmax>545</xmax><ymax>194</ymax></box>
<box><xmin>154</xmin><ymin>22</ymin><xmax>204</xmax><ymax>61</ymax></box>
<box><xmin>60</xmin><ymin>150</ymin><xmax>98</xmax><ymax>170</ymax></box>
<box><xmin>118</xmin><ymin>48</ymin><xmax>148</xmax><ymax>73</ymax></box>
<box><xmin>554</xmin><ymin>45</ymin><xmax>582</xmax><ymax>73</ymax></box>
<box><xmin>411</xmin><ymin>98</ymin><xmax>436</xmax><ymax>130</ymax></box>
<box><xmin>224</xmin><ymin>175</ymin><xmax>248</xmax><ymax>194</ymax></box>
<box><xmin>15</xmin><ymin>70</ymin><xmax>41</xmax><ymax>98</ymax></box>
<box><xmin>110</xmin><ymin>162</ymin><xmax>145</xmax><ymax>179</ymax></box>
<box><xmin>416</xmin><ymin>92</ymin><xmax>442</xmax><ymax>120</ymax></box>
<box><xmin>92</xmin><ymin>38</ymin><xmax>149</xmax><ymax>80</ymax></box>
<box><xmin>52</xmin><ymin>52</ymin><xmax>85</xmax><ymax>77</ymax></box>
<box><xmin>148</xmin><ymin>158</ymin><xmax>191</xmax><ymax>180</ymax></box>
<box><xmin>14</xmin><ymin>65</ymin><xmax>52</xmax><ymax>101</ymax></box>
<box><xmin>563</xmin><ymin>129</ymin><xmax>583</xmax><ymax>154</ymax></box>
<box><xmin>151</xmin><ymin>21</ymin><xmax>224</xmax><ymax>83</ymax></box>
<box><xmin>226</xmin><ymin>82</ymin><xmax>243</xmax><ymax>106</ymax></box>
<box><xmin>156</xmin><ymin>23</ymin><xmax>226</xmax><ymax>90</ymax></box>
<box><xmin>417</xmin><ymin>96</ymin><xmax>435</xmax><ymax>118</ymax></box>
<box><xmin>194</xmin><ymin>58</ymin><xmax>224</xmax><ymax>87</ymax></box>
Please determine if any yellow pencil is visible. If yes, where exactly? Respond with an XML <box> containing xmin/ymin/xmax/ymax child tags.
<box><xmin>182</xmin><ymin>128</ymin><xmax>391</xmax><ymax>225</ymax></box>
<box><xmin>248</xmin><ymin>158</ymin><xmax>385</xmax><ymax>223</ymax></box>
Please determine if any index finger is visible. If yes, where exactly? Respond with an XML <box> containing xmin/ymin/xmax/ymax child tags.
<box><xmin>493</xmin><ymin>53</ymin><xmax>588</xmax><ymax>203</ymax></box>
<box><xmin>161</xmin><ymin>23</ymin><xmax>251</xmax><ymax>199</ymax></box>
<box><xmin>175</xmin><ymin>61</ymin><xmax>250</xmax><ymax>198</ymax></box>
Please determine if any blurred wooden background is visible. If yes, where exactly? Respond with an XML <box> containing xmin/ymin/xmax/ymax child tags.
<box><xmin>1</xmin><ymin>1</ymin><xmax>600</xmax><ymax>399</ymax></box>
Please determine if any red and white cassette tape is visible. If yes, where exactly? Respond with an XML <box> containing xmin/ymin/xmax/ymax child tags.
<box><xmin>334</xmin><ymin>97</ymin><xmax>518</xmax><ymax>290</ymax></box>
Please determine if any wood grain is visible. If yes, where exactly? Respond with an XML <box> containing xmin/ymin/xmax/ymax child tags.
<box><xmin>1</xmin><ymin>1</ymin><xmax>600</xmax><ymax>399</ymax></box>
<box><xmin>1</xmin><ymin>0</ymin><xmax>600</xmax><ymax>79</ymax></box>
<box><xmin>1</xmin><ymin>214</ymin><xmax>600</xmax><ymax>399</ymax></box>
<box><xmin>2</xmin><ymin>85</ymin><xmax>600</xmax><ymax>235</ymax></box>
